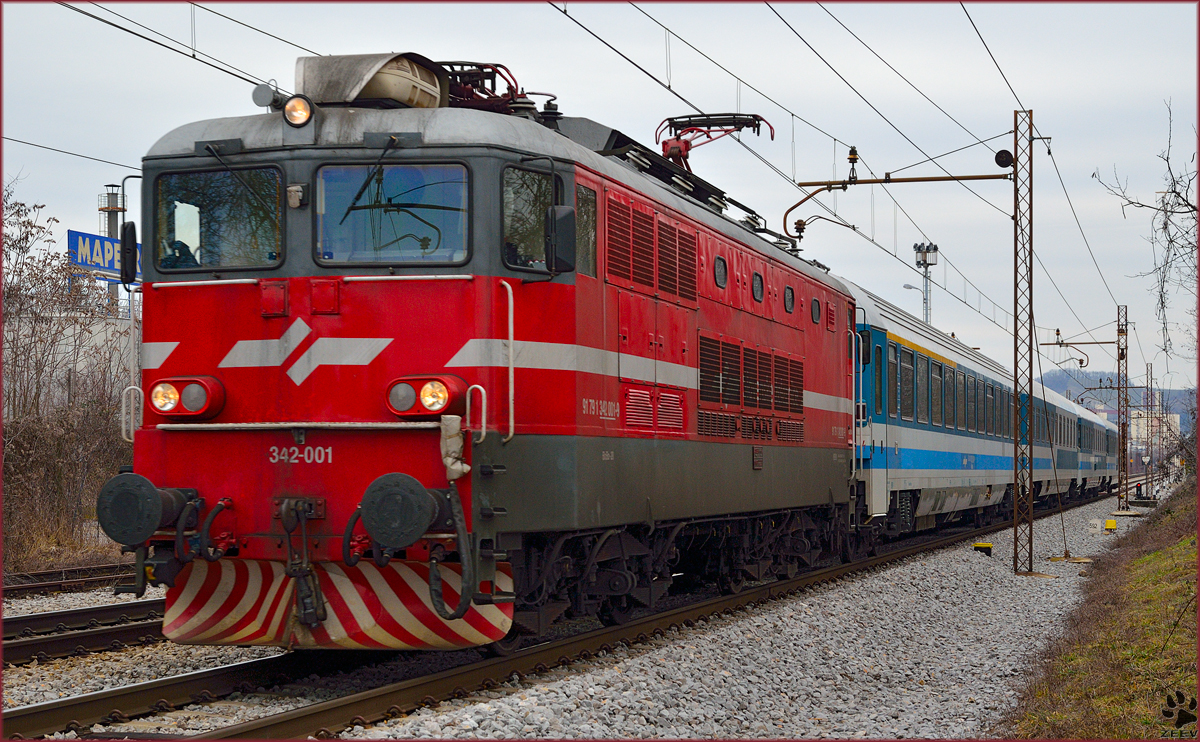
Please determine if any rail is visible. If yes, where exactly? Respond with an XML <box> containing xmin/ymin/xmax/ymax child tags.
<box><xmin>3</xmin><ymin>599</ymin><xmax>165</xmax><ymax>640</ymax></box>
<box><xmin>198</xmin><ymin>489</ymin><xmax>1123</xmax><ymax>739</ymax></box>
<box><xmin>5</xmin><ymin>481</ymin><xmax>1156</xmax><ymax>739</ymax></box>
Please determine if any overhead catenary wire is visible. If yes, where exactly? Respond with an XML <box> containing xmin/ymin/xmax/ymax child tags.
<box><xmin>1043</xmin><ymin>145</ymin><xmax>1121</xmax><ymax>306</ymax></box>
<box><xmin>961</xmin><ymin>4</ymin><xmax>1126</xmax><ymax>330</ymax></box>
<box><xmin>553</xmin><ymin>2</ymin><xmax>1042</xmax><ymax>340</ymax></box>
<box><xmin>629</xmin><ymin>3</ymin><xmax>1022</xmax><ymax>330</ymax></box>
<box><xmin>766</xmin><ymin>2</ymin><xmax>1009</xmax><ymax>218</ymax></box>
<box><xmin>2</xmin><ymin>136</ymin><xmax>141</xmax><ymax>171</ymax></box>
<box><xmin>812</xmin><ymin>3</ymin><xmax>1119</xmax><ymax>354</ymax></box>
<box><xmin>888</xmin><ymin>132</ymin><xmax>1011</xmax><ymax>177</ymax></box>
<box><xmin>818</xmin><ymin>2</ymin><xmax>997</xmax><ymax>154</ymax></box>
<box><xmin>191</xmin><ymin>3</ymin><xmax>323</xmax><ymax>57</ymax></box>
<box><xmin>57</xmin><ymin>2</ymin><xmax>277</xmax><ymax>91</ymax></box>
<box><xmin>628</xmin><ymin>2</ymin><xmax>850</xmax><ymax>147</ymax></box>
<box><xmin>629</xmin><ymin>2</ymin><xmax>1040</xmax><ymax>336</ymax></box>
<box><xmin>960</xmin><ymin>3</ymin><xmax>1024</xmax><ymax>110</ymax></box>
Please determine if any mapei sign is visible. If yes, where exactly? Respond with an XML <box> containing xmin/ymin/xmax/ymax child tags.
<box><xmin>67</xmin><ymin>229</ymin><xmax>142</xmax><ymax>282</ymax></box>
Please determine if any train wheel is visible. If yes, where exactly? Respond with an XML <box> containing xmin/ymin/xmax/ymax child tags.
<box><xmin>598</xmin><ymin>596</ymin><xmax>635</xmax><ymax>626</ymax></box>
<box><xmin>485</xmin><ymin>629</ymin><xmax>527</xmax><ymax>657</ymax></box>
<box><xmin>718</xmin><ymin>573</ymin><xmax>745</xmax><ymax>595</ymax></box>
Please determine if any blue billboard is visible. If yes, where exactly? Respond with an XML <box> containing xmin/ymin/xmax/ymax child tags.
<box><xmin>67</xmin><ymin>229</ymin><xmax>142</xmax><ymax>282</ymax></box>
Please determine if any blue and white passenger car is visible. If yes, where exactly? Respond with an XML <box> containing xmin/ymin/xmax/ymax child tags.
<box><xmin>845</xmin><ymin>284</ymin><xmax>1116</xmax><ymax>537</ymax></box>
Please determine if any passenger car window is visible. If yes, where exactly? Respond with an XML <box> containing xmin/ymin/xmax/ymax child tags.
<box><xmin>900</xmin><ymin>347</ymin><xmax>914</xmax><ymax>420</ymax></box>
<box><xmin>916</xmin><ymin>355</ymin><xmax>929</xmax><ymax>423</ymax></box>
<box><xmin>874</xmin><ymin>345</ymin><xmax>883</xmax><ymax>415</ymax></box>
<box><xmin>931</xmin><ymin>362</ymin><xmax>943</xmax><ymax>426</ymax></box>
<box><xmin>966</xmin><ymin>375</ymin><xmax>976</xmax><ymax>431</ymax></box>
<box><xmin>888</xmin><ymin>344</ymin><xmax>898</xmax><ymax>418</ymax></box>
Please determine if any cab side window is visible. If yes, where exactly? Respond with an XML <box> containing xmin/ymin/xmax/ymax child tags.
<box><xmin>575</xmin><ymin>184</ymin><xmax>597</xmax><ymax>277</ymax></box>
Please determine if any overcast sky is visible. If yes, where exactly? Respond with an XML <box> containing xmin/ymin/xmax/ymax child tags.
<box><xmin>4</xmin><ymin>3</ymin><xmax>1196</xmax><ymax>391</ymax></box>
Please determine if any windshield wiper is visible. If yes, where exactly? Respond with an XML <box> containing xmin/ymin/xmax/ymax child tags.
<box><xmin>339</xmin><ymin>135</ymin><xmax>399</xmax><ymax>225</ymax></box>
<box><xmin>343</xmin><ymin>201</ymin><xmax>466</xmax><ymax>215</ymax></box>
<box><xmin>203</xmin><ymin>144</ymin><xmax>279</xmax><ymax>223</ymax></box>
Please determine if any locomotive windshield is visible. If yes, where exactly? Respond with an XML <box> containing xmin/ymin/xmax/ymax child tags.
<box><xmin>316</xmin><ymin>164</ymin><xmax>468</xmax><ymax>264</ymax></box>
<box><xmin>155</xmin><ymin>167</ymin><xmax>283</xmax><ymax>270</ymax></box>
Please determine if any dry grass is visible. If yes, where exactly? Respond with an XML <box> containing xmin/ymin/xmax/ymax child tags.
<box><xmin>997</xmin><ymin>479</ymin><xmax>1198</xmax><ymax>739</ymax></box>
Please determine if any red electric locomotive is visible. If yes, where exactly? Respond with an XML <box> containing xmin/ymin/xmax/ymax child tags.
<box><xmin>97</xmin><ymin>53</ymin><xmax>859</xmax><ymax>652</ymax></box>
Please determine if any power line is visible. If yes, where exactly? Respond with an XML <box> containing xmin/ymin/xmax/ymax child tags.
<box><xmin>191</xmin><ymin>3</ymin><xmax>322</xmax><ymax>57</ymax></box>
<box><xmin>888</xmin><ymin>132</ymin><xmax>1010</xmax><ymax>176</ymax></box>
<box><xmin>56</xmin><ymin>3</ymin><xmax>268</xmax><ymax>90</ymax></box>
<box><xmin>1033</xmin><ymin>250</ymin><xmax>1116</xmax><ymax>361</ymax></box>
<box><xmin>2</xmin><ymin>136</ymin><xmax>141</xmax><ymax>171</ymax></box>
<box><xmin>552</xmin><ymin>3</ymin><xmax>1030</xmax><ymax>340</ymax></box>
<box><xmin>87</xmin><ymin>2</ymin><xmax>282</xmax><ymax>90</ymax></box>
<box><xmin>1042</xmin><ymin>144</ymin><xmax>1121</xmax><ymax>306</ymax></box>
<box><xmin>628</xmin><ymin>3</ymin><xmax>849</xmax><ymax>147</ymax></box>
<box><xmin>960</xmin><ymin>3</ymin><xmax>1024</xmax><ymax>110</ymax></box>
<box><xmin>818</xmin><ymin>2</ymin><xmax>997</xmax><ymax>154</ymax></box>
<box><xmin>950</xmin><ymin>2</ymin><xmax>1128</xmax><ymax>364</ymax></box>
<box><xmin>766</xmin><ymin>2</ymin><xmax>1009</xmax><ymax>218</ymax></box>
<box><xmin>625</xmin><ymin>2</ymin><xmax>1023</xmax><ymax>334</ymax></box>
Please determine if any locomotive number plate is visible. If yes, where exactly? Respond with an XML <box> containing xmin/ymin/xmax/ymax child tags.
<box><xmin>268</xmin><ymin>445</ymin><xmax>334</xmax><ymax>464</ymax></box>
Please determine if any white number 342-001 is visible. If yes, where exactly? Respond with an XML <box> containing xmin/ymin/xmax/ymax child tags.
<box><xmin>268</xmin><ymin>446</ymin><xmax>333</xmax><ymax>464</ymax></box>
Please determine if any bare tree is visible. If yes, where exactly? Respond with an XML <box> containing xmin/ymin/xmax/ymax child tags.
<box><xmin>2</xmin><ymin>176</ymin><xmax>133</xmax><ymax>570</ymax></box>
<box><xmin>1094</xmin><ymin>101</ymin><xmax>1197</xmax><ymax>359</ymax></box>
<box><xmin>1094</xmin><ymin>102</ymin><xmax>1198</xmax><ymax>478</ymax></box>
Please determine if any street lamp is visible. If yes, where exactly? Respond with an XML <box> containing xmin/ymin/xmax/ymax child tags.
<box><xmin>902</xmin><ymin>284</ymin><xmax>922</xmax><ymax>303</ymax></box>
<box><xmin>912</xmin><ymin>243</ymin><xmax>937</xmax><ymax>324</ymax></box>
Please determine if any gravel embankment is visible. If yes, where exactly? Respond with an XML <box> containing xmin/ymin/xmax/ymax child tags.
<box><xmin>336</xmin><ymin>496</ymin><xmax>1141</xmax><ymax>739</ymax></box>
<box><xmin>10</xmin><ymin>496</ymin><xmax>1150</xmax><ymax>738</ymax></box>
<box><xmin>2</xmin><ymin>584</ymin><xmax>167</xmax><ymax>617</ymax></box>
<box><xmin>4</xmin><ymin>641</ymin><xmax>284</xmax><ymax>709</ymax></box>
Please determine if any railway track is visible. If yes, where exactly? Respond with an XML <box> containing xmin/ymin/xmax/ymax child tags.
<box><xmin>6</xmin><ymin>487</ymin><xmax>1137</xmax><ymax>740</ymax></box>
<box><xmin>3</xmin><ymin>600</ymin><xmax>167</xmax><ymax>666</ymax></box>
<box><xmin>3</xmin><ymin>564</ymin><xmax>137</xmax><ymax>598</ymax></box>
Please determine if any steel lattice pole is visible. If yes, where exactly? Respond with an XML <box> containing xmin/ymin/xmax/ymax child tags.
<box><xmin>1145</xmin><ymin>362</ymin><xmax>1153</xmax><ymax>487</ymax></box>
<box><xmin>1012</xmin><ymin>110</ymin><xmax>1035</xmax><ymax>574</ymax></box>
<box><xmin>1117</xmin><ymin>305</ymin><xmax>1129</xmax><ymax>509</ymax></box>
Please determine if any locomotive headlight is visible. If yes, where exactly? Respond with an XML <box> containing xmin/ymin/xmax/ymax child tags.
<box><xmin>419</xmin><ymin>381</ymin><xmax>449</xmax><ymax>411</ymax></box>
<box><xmin>388</xmin><ymin>382</ymin><xmax>417</xmax><ymax>412</ymax></box>
<box><xmin>150</xmin><ymin>382</ymin><xmax>180</xmax><ymax>412</ymax></box>
<box><xmin>283</xmin><ymin>95</ymin><xmax>313</xmax><ymax>127</ymax></box>
<box><xmin>180</xmin><ymin>383</ymin><xmax>208</xmax><ymax>412</ymax></box>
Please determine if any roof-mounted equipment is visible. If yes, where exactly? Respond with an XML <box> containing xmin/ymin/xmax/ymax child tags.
<box><xmin>295</xmin><ymin>53</ymin><xmax>450</xmax><ymax>109</ymax></box>
<box><xmin>655</xmin><ymin>113</ymin><xmax>774</xmax><ymax>172</ymax></box>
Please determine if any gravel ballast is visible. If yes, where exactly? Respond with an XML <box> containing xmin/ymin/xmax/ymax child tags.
<box><xmin>8</xmin><ymin>496</ymin><xmax>1146</xmax><ymax>738</ymax></box>
<box><xmin>2</xmin><ymin>584</ymin><xmax>167</xmax><ymax>617</ymax></box>
<box><xmin>338</xmin><ymin>496</ymin><xmax>1138</xmax><ymax>739</ymax></box>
